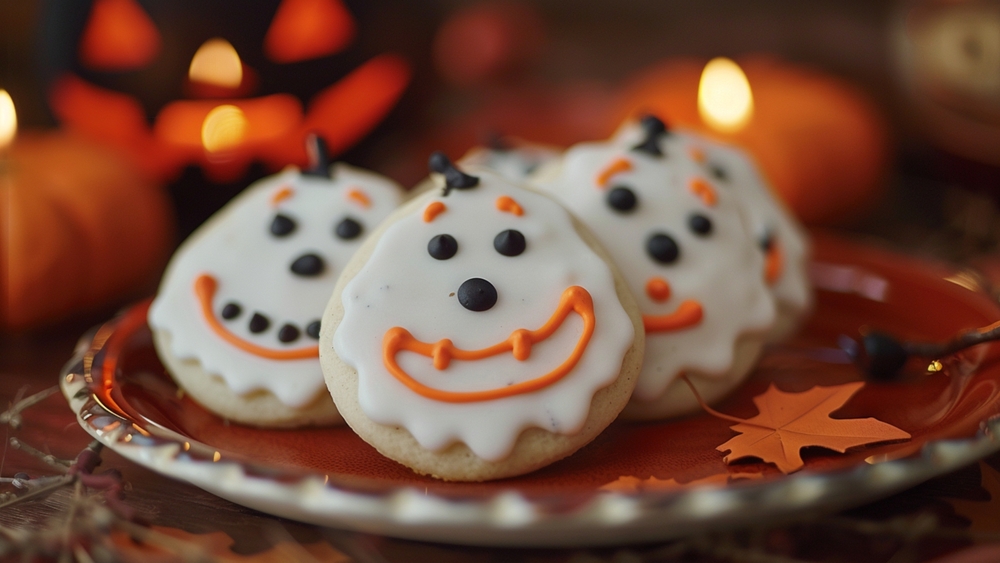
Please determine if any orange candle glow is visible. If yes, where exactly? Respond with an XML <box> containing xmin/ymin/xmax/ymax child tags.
<box><xmin>615</xmin><ymin>57</ymin><xmax>889</xmax><ymax>225</ymax></box>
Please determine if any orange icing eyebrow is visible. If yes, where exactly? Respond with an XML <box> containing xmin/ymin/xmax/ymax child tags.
<box><xmin>346</xmin><ymin>188</ymin><xmax>371</xmax><ymax>208</ymax></box>
<box><xmin>689</xmin><ymin>147</ymin><xmax>706</xmax><ymax>163</ymax></box>
<box><xmin>423</xmin><ymin>201</ymin><xmax>447</xmax><ymax>222</ymax></box>
<box><xmin>270</xmin><ymin>186</ymin><xmax>295</xmax><ymax>206</ymax></box>
<box><xmin>495</xmin><ymin>195</ymin><xmax>524</xmax><ymax>216</ymax></box>
<box><xmin>382</xmin><ymin>286</ymin><xmax>595</xmax><ymax>403</ymax></box>
<box><xmin>596</xmin><ymin>158</ymin><xmax>633</xmax><ymax>188</ymax></box>
<box><xmin>689</xmin><ymin>178</ymin><xmax>718</xmax><ymax>207</ymax></box>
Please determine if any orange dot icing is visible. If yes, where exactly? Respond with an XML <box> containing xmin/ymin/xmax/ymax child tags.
<box><xmin>645</xmin><ymin>277</ymin><xmax>671</xmax><ymax>302</ymax></box>
<box><xmin>642</xmin><ymin>300</ymin><xmax>704</xmax><ymax>333</ymax></box>
<box><xmin>382</xmin><ymin>286</ymin><xmax>595</xmax><ymax>403</ymax></box>
<box><xmin>193</xmin><ymin>274</ymin><xmax>319</xmax><ymax>360</ymax></box>
<box><xmin>346</xmin><ymin>188</ymin><xmax>371</xmax><ymax>208</ymax></box>
<box><xmin>495</xmin><ymin>195</ymin><xmax>524</xmax><ymax>216</ymax></box>
<box><xmin>423</xmin><ymin>201</ymin><xmax>446</xmax><ymax>223</ymax></box>
<box><xmin>270</xmin><ymin>186</ymin><xmax>295</xmax><ymax>206</ymax></box>
<box><xmin>688</xmin><ymin>178</ymin><xmax>718</xmax><ymax>207</ymax></box>
<box><xmin>596</xmin><ymin>157</ymin><xmax>633</xmax><ymax>188</ymax></box>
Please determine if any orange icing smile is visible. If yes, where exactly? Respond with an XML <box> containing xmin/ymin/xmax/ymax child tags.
<box><xmin>194</xmin><ymin>274</ymin><xmax>319</xmax><ymax>360</ymax></box>
<box><xmin>642</xmin><ymin>300</ymin><xmax>704</xmax><ymax>333</ymax></box>
<box><xmin>382</xmin><ymin>286</ymin><xmax>595</xmax><ymax>403</ymax></box>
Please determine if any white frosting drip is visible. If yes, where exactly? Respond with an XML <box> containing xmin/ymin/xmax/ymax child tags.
<box><xmin>533</xmin><ymin>132</ymin><xmax>777</xmax><ymax>402</ymax></box>
<box><xmin>333</xmin><ymin>169</ymin><xmax>635</xmax><ymax>461</ymax></box>
<box><xmin>150</xmin><ymin>164</ymin><xmax>403</xmax><ymax>408</ymax></box>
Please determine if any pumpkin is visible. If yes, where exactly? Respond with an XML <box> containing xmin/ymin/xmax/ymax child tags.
<box><xmin>613</xmin><ymin>57</ymin><xmax>891</xmax><ymax>226</ymax></box>
<box><xmin>1</xmin><ymin>132</ymin><xmax>173</xmax><ymax>330</ymax></box>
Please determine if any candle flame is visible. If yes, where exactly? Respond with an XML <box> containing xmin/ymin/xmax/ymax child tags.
<box><xmin>201</xmin><ymin>105</ymin><xmax>247</xmax><ymax>152</ymax></box>
<box><xmin>189</xmin><ymin>38</ymin><xmax>243</xmax><ymax>88</ymax></box>
<box><xmin>0</xmin><ymin>90</ymin><xmax>17</xmax><ymax>149</ymax></box>
<box><xmin>698</xmin><ymin>57</ymin><xmax>754</xmax><ymax>133</ymax></box>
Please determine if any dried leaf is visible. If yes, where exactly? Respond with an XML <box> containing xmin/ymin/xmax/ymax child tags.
<box><xmin>110</xmin><ymin>525</ymin><xmax>350</xmax><ymax>563</ymax></box>
<box><xmin>950</xmin><ymin>461</ymin><xmax>1000</xmax><ymax>532</ymax></box>
<box><xmin>599</xmin><ymin>472</ymin><xmax>763</xmax><ymax>493</ymax></box>
<box><xmin>717</xmin><ymin>382</ymin><xmax>910</xmax><ymax>474</ymax></box>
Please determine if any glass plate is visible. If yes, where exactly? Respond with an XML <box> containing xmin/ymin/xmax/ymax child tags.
<box><xmin>60</xmin><ymin>233</ymin><xmax>1000</xmax><ymax>546</ymax></box>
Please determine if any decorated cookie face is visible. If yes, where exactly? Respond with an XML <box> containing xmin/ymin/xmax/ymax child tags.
<box><xmin>612</xmin><ymin>120</ymin><xmax>811</xmax><ymax>337</ymax></box>
<box><xmin>332</xmin><ymin>160</ymin><xmax>635</xmax><ymax>461</ymax></box>
<box><xmin>535</xmin><ymin>117</ymin><xmax>776</xmax><ymax>404</ymax></box>
<box><xmin>150</xmin><ymin>163</ymin><xmax>403</xmax><ymax>408</ymax></box>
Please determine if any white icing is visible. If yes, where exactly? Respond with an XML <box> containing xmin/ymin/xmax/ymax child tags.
<box><xmin>612</xmin><ymin>123</ymin><xmax>812</xmax><ymax>333</ymax></box>
<box><xmin>533</xmin><ymin>132</ymin><xmax>777</xmax><ymax>404</ymax></box>
<box><xmin>333</xmin><ymin>169</ymin><xmax>635</xmax><ymax>461</ymax></box>
<box><xmin>459</xmin><ymin>142</ymin><xmax>561</xmax><ymax>182</ymax></box>
<box><xmin>149</xmin><ymin>164</ymin><xmax>403</xmax><ymax>408</ymax></box>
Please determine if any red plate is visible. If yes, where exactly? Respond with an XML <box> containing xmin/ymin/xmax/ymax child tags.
<box><xmin>63</xmin><ymin>232</ymin><xmax>1000</xmax><ymax>545</ymax></box>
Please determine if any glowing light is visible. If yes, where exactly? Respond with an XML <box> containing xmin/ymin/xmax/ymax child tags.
<box><xmin>928</xmin><ymin>360</ymin><xmax>944</xmax><ymax>373</ymax></box>
<box><xmin>201</xmin><ymin>105</ymin><xmax>248</xmax><ymax>152</ymax></box>
<box><xmin>0</xmin><ymin>90</ymin><xmax>17</xmax><ymax>150</ymax></box>
<box><xmin>698</xmin><ymin>57</ymin><xmax>754</xmax><ymax>133</ymax></box>
<box><xmin>189</xmin><ymin>38</ymin><xmax>243</xmax><ymax>88</ymax></box>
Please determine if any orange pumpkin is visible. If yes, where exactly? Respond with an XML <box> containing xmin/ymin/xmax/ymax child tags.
<box><xmin>1</xmin><ymin>132</ymin><xmax>173</xmax><ymax>330</ymax></box>
<box><xmin>613</xmin><ymin>57</ymin><xmax>891</xmax><ymax>225</ymax></box>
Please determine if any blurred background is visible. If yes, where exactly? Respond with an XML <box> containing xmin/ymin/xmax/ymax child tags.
<box><xmin>2</xmin><ymin>0</ymin><xmax>1000</xmax><ymax>331</ymax></box>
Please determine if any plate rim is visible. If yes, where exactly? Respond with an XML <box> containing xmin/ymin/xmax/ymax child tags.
<box><xmin>59</xmin><ymin>237</ymin><xmax>1000</xmax><ymax>547</ymax></box>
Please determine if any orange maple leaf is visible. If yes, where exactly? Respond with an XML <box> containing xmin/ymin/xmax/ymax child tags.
<box><xmin>599</xmin><ymin>472</ymin><xmax>763</xmax><ymax>493</ymax></box>
<box><xmin>714</xmin><ymin>381</ymin><xmax>910</xmax><ymax>474</ymax></box>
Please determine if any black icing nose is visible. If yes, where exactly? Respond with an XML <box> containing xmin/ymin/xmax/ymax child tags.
<box><xmin>290</xmin><ymin>253</ymin><xmax>325</xmax><ymax>277</ymax></box>
<box><xmin>458</xmin><ymin>278</ymin><xmax>497</xmax><ymax>312</ymax></box>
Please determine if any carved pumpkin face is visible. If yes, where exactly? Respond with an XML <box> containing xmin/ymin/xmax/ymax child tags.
<box><xmin>44</xmin><ymin>0</ymin><xmax>413</xmax><ymax>183</ymax></box>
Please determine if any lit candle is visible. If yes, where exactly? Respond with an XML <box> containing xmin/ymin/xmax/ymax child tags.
<box><xmin>0</xmin><ymin>90</ymin><xmax>173</xmax><ymax>330</ymax></box>
<box><xmin>616</xmin><ymin>57</ymin><xmax>889</xmax><ymax>225</ymax></box>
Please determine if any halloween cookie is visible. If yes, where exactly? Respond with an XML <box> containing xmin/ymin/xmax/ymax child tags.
<box><xmin>610</xmin><ymin>117</ymin><xmax>812</xmax><ymax>340</ymax></box>
<box><xmin>533</xmin><ymin>116</ymin><xmax>778</xmax><ymax>419</ymax></box>
<box><xmin>458</xmin><ymin>137</ymin><xmax>561</xmax><ymax>182</ymax></box>
<box><xmin>321</xmin><ymin>153</ymin><xmax>642</xmax><ymax>481</ymax></box>
<box><xmin>149</xmin><ymin>137</ymin><xmax>404</xmax><ymax>428</ymax></box>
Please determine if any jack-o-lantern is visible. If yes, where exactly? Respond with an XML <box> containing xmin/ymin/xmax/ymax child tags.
<box><xmin>43</xmin><ymin>0</ymin><xmax>415</xmax><ymax>184</ymax></box>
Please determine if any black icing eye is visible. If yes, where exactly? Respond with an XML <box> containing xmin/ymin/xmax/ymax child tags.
<box><xmin>306</xmin><ymin>320</ymin><xmax>321</xmax><ymax>339</ymax></box>
<box><xmin>688</xmin><ymin>214</ymin><xmax>713</xmax><ymax>236</ymax></box>
<box><xmin>606</xmin><ymin>186</ymin><xmax>638</xmax><ymax>213</ymax></box>
<box><xmin>249</xmin><ymin>313</ymin><xmax>271</xmax><ymax>333</ymax></box>
<box><xmin>760</xmin><ymin>230</ymin><xmax>775</xmax><ymax>251</ymax></box>
<box><xmin>290</xmin><ymin>253</ymin><xmax>325</xmax><ymax>276</ymax></box>
<box><xmin>428</xmin><ymin>234</ymin><xmax>458</xmax><ymax>260</ymax></box>
<box><xmin>335</xmin><ymin>217</ymin><xmax>363</xmax><ymax>240</ymax></box>
<box><xmin>709</xmin><ymin>164</ymin><xmax>728</xmax><ymax>182</ymax></box>
<box><xmin>647</xmin><ymin>233</ymin><xmax>680</xmax><ymax>264</ymax></box>
<box><xmin>270</xmin><ymin>214</ymin><xmax>297</xmax><ymax>237</ymax></box>
<box><xmin>220</xmin><ymin>302</ymin><xmax>242</xmax><ymax>320</ymax></box>
<box><xmin>494</xmin><ymin>229</ymin><xmax>526</xmax><ymax>257</ymax></box>
<box><xmin>278</xmin><ymin>324</ymin><xmax>300</xmax><ymax>343</ymax></box>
